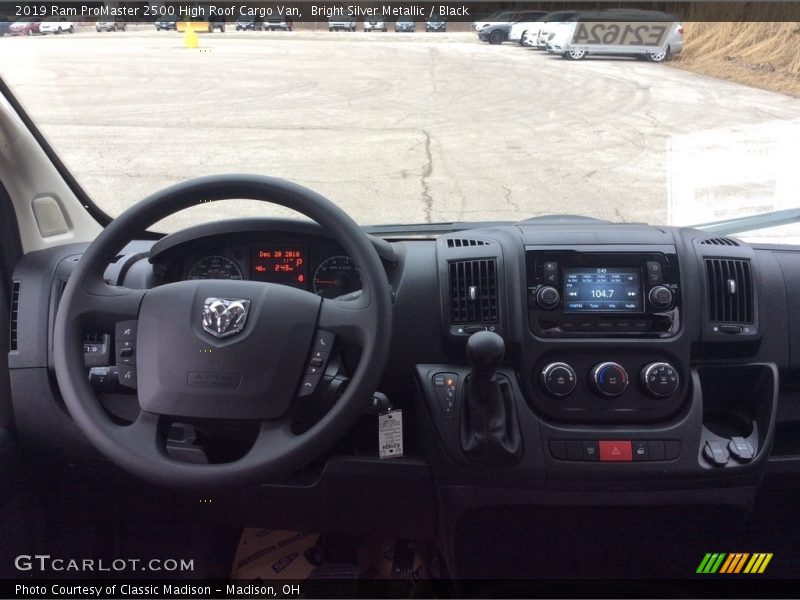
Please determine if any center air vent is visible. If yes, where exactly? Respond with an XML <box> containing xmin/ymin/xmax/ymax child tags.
<box><xmin>446</xmin><ymin>238</ymin><xmax>491</xmax><ymax>248</ymax></box>
<box><xmin>10</xmin><ymin>281</ymin><xmax>20</xmax><ymax>351</ymax></box>
<box><xmin>705</xmin><ymin>258</ymin><xmax>753</xmax><ymax>324</ymax></box>
<box><xmin>700</xmin><ymin>237</ymin><xmax>740</xmax><ymax>247</ymax></box>
<box><xmin>449</xmin><ymin>259</ymin><xmax>498</xmax><ymax>324</ymax></box>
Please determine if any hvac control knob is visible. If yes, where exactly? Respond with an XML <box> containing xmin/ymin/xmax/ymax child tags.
<box><xmin>590</xmin><ymin>362</ymin><xmax>629</xmax><ymax>397</ymax></box>
<box><xmin>641</xmin><ymin>362</ymin><xmax>680</xmax><ymax>398</ymax></box>
<box><xmin>536</xmin><ymin>286</ymin><xmax>561</xmax><ymax>310</ymax></box>
<box><xmin>540</xmin><ymin>362</ymin><xmax>577</xmax><ymax>397</ymax></box>
<box><xmin>648</xmin><ymin>285</ymin><xmax>674</xmax><ymax>309</ymax></box>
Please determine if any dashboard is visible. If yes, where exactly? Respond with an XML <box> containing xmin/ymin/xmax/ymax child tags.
<box><xmin>7</xmin><ymin>215</ymin><xmax>800</xmax><ymax>567</ymax></box>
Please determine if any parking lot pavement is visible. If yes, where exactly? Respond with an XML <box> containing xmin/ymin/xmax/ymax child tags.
<box><xmin>2</xmin><ymin>30</ymin><xmax>800</xmax><ymax>233</ymax></box>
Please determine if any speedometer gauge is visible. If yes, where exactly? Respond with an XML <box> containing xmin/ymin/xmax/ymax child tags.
<box><xmin>187</xmin><ymin>256</ymin><xmax>243</xmax><ymax>280</ymax></box>
<box><xmin>313</xmin><ymin>256</ymin><xmax>361</xmax><ymax>299</ymax></box>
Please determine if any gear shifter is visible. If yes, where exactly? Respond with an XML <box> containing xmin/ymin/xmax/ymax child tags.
<box><xmin>460</xmin><ymin>331</ymin><xmax>522</xmax><ymax>464</ymax></box>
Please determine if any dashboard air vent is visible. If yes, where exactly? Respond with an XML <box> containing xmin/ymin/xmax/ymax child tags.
<box><xmin>449</xmin><ymin>259</ymin><xmax>498</xmax><ymax>324</ymax></box>
<box><xmin>446</xmin><ymin>238</ymin><xmax>491</xmax><ymax>248</ymax></box>
<box><xmin>700</xmin><ymin>237</ymin><xmax>740</xmax><ymax>247</ymax></box>
<box><xmin>705</xmin><ymin>258</ymin><xmax>753</xmax><ymax>324</ymax></box>
<box><xmin>9</xmin><ymin>281</ymin><xmax>20</xmax><ymax>351</ymax></box>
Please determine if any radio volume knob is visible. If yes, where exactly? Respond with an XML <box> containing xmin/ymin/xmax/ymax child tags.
<box><xmin>641</xmin><ymin>362</ymin><xmax>680</xmax><ymax>398</ymax></box>
<box><xmin>649</xmin><ymin>285</ymin><xmax>674</xmax><ymax>309</ymax></box>
<box><xmin>590</xmin><ymin>362</ymin><xmax>629</xmax><ymax>397</ymax></box>
<box><xmin>540</xmin><ymin>362</ymin><xmax>577</xmax><ymax>397</ymax></box>
<box><xmin>536</xmin><ymin>286</ymin><xmax>560</xmax><ymax>310</ymax></box>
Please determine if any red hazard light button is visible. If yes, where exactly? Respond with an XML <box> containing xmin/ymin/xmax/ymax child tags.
<box><xmin>599</xmin><ymin>440</ymin><xmax>633</xmax><ymax>462</ymax></box>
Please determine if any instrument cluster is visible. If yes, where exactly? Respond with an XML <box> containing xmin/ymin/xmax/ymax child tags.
<box><xmin>157</xmin><ymin>233</ymin><xmax>362</xmax><ymax>299</ymax></box>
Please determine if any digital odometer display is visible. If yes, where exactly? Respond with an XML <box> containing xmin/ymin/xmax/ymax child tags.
<box><xmin>563</xmin><ymin>268</ymin><xmax>642</xmax><ymax>313</ymax></box>
<box><xmin>250</xmin><ymin>246</ymin><xmax>307</xmax><ymax>288</ymax></box>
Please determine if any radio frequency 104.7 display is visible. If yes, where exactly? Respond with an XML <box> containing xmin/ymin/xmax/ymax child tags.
<box><xmin>563</xmin><ymin>268</ymin><xmax>642</xmax><ymax>313</ymax></box>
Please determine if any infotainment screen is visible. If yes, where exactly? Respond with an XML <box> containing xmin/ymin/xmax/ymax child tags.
<box><xmin>563</xmin><ymin>268</ymin><xmax>642</xmax><ymax>313</ymax></box>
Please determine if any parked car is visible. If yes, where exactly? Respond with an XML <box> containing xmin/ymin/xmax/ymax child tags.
<box><xmin>8</xmin><ymin>19</ymin><xmax>41</xmax><ymax>36</ymax></box>
<box><xmin>364</xmin><ymin>19</ymin><xmax>386</xmax><ymax>32</ymax></box>
<box><xmin>235</xmin><ymin>16</ymin><xmax>263</xmax><ymax>31</ymax></box>
<box><xmin>265</xmin><ymin>18</ymin><xmax>289</xmax><ymax>31</ymax></box>
<box><xmin>39</xmin><ymin>17</ymin><xmax>74</xmax><ymax>35</ymax></box>
<box><xmin>210</xmin><ymin>20</ymin><xmax>226</xmax><ymax>32</ymax></box>
<box><xmin>0</xmin><ymin>17</ymin><xmax>11</xmax><ymax>36</ymax></box>
<box><xmin>535</xmin><ymin>12</ymin><xmax>581</xmax><ymax>49</ymax></box>
<box><xmin>508</xmin><ymin>11</ymin><xmax>563</xmax><ymax>45</ymax></box>
<box><xmin>328</xmin><ymin>16</ymin><xmax>356</xmax><ymax>32</ymax></box>
<box><xmin>395</xmin><ymin>16</ymin><xmax>415</xmax><ymax>32</ymax></box>
<box><xmin>477</xmin><ymin>10</ymin><xmax>546</xmax><ymax>44</ymax></box>
<box><xmin>96</xmin><ymin>19</ymin><xmax>126</xmax><ymax>32</ymax></box>
<box><xmin>154</xmin><ymin>18</ymin><xmax>178</xmax><ymax>31</ymax></box>
<box><xmin>546</xmin><ymin>10</ymin><xmax>684</xmax><ymax>63</ymax></box>
<box><xmin>425</xmin><ymin>19</ymin><xmax>446</xmax><ymax>32</ymax></box>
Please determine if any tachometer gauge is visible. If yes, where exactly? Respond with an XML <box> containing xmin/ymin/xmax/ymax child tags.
<box><xmin>187</xmin><ymin>256</ymin><xmax>243</xmax><ymax>280</ymax></box>
<box><xmin>313</xmin><ymin>255</ymin><xmax>361</xmax><ymax>299</ymax></box>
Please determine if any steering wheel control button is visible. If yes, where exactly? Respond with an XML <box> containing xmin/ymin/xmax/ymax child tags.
<box><xmin>432</xmin><ymin>373</ymin><xmax>458</xmax><ymax>418</ymax></box>
<box><xmin>728</xmin><ymin>437</ymin><xmax>755</xmax><ymax>462</ymax></box>
<box><xmin>648</xmin><ymin>285</ymin><xmax>674</xmax><ymax>309</ymax></box>
<box><xmin>582</xmin><ymin>441</ymin><xmax>600</xmax><ymax>461</ymax></box>
<box><xmin>540</xmin><ymin>362</ymin><xmax>577</xmax><ymax>397</ymax></box>
<box><xmin>298</xmin><ymin>370</ymin><xmax>323</xmax><ymax>397</ymax></box>
<box><xmin>116</xmin><ymin>320</ymin><xmax>137</xmax><ymax>341</ymax></box>
<box><xmin>590</xmin><ymin>362</ymin><xmax>629</xmax><ymax>397</ymax></box>
<box><xmin>536</xmin><ymin>286</ymin><xmax>561</xmax><ymax>310</ymax></box>
<box><xmin>703</xmin><ymin>441</ymin><xmax>730</xmax><ymax>466</ymax></box>
<box><xmin>313</xmin><ymin>330</ymin><xmax>335</xmax><ymax>351</ymax></box>
<box><xmin>117</xmin><ymin>365</ymin><xmax>137</xmax><ymax>389</ymax></box>
<box><xmin>641</xmin><ymin>362</ymin><xmax>680</xmax><ymax>398</ymax></box>
<box><xmin>599</xmin><ymin>440</ymin><xmax>633</xmax><ymax>462</ymax></box>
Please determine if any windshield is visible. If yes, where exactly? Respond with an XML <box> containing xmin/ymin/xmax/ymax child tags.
<box><xmin>1</xmin><ymin>3</ymin><xmax>800</xmax><ymax>241</ymax></box>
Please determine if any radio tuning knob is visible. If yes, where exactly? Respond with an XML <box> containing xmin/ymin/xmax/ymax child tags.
<box><xmin>536</xmin><ymin>286</ymin><xmax>560</xmax><ymax>310</ymax></box>
<box><xmin>649</xmin><ymin>285</ymin><xmax>674</xmax><ymax>309</ymax></box>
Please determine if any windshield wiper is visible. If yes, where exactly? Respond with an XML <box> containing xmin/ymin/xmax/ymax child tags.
<box><xmin>690</xmin><ymin>208</ymin><xmax>800</xmax><ymax>236</ymax></box>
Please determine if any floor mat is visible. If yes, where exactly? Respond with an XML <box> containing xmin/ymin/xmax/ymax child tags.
<box><xmin>230</xmin><ymin>529</ymin><xmax>432</xmax><ymax>598</ymax></box>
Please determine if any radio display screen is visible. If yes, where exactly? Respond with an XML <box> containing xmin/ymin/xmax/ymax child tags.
<box><xmin>563</xmin><ymin>268</ymin><xmax>642</xmax><ymax>313</ymax></box>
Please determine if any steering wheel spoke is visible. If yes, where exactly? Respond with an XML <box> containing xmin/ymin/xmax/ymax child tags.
<box><xmin>73</xmin><ymin>282</ymin><xmax>146</xmax><ymax>329</ymax></box>
<box><xmin>115</xmin><ymin>410</ymin><xmax>167</xmax><ymax>462</ymax></box>
<box><xmin>318</xmin><ymin>295</ymin><xmax>377</xmax><ymax>346</ymax></box>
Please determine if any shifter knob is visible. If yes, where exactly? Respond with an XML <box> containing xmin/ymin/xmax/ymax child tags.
<box><xmin>466</xmin><ymin>331</ymin><xmax>505</xmax><ymax>374</ymax></box>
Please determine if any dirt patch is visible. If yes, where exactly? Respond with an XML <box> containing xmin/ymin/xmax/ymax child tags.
<box><xmin>669</xmin><ymin>22</ymin><xmax>800</xmax><ymax>97</ymax></box>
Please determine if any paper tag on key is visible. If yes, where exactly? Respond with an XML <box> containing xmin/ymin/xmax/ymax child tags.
<box><xmin>378</xmin><ymin>409</ymin><xmax>403</xmax><ymax>459</ymax></box>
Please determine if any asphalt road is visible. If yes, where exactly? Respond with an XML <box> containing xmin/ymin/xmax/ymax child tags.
<box><xmin>2</xmin><ymin>29</ymin><xmax>800</xmax><ymax>236</ymax></box>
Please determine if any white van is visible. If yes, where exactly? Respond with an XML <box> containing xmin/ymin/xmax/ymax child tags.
<box><xmin>546</xmin><ymin>10</ymin><xmax>684</xmax><ymax>62</ymax></box>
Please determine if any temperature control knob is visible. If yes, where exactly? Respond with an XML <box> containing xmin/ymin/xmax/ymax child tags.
<box><xmin>536</xmin><ymin>286</ymin><xmax>561</xmax><ymax>310</ymax></box>
<box><xmin>590</xmin><ymin>362</ymin><xmax>629</xmax><ymax>397</ymax></box>
<box><xmin>648</xmin><ymin>285</ymin><xmax>674</xmax><ymax>309</ymax></box>
<box><xmin>540</xmin><ymin>362</ymin><xmax>577</xmax><ymax>397</ymax></box>
<box><xmin>641</xmin><ymin>362</ymin><xmax>680</xmax><ymax>398</ymax></box>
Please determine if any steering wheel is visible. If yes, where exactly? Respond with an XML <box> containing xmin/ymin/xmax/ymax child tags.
<box><xmin>53</xmin><ymin>175</ymin><xmax>393</xmax><ymax>489</ymax></box>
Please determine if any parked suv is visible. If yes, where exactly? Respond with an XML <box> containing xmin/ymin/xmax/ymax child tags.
<box><xmin>235</xmin><ymin>16</ymin><xmax>263</xmax><ymax>31</ymax></box>
<box><xmin>39</xmin><ymin>17</ymin><xmax>74</xmax><ymax>34</ymax></box>
<box><xmin>96</xmin><ymin>19</ymin><xmax>127</xmax><ymax>32</ymax></box>
<box><xmin>395</xmin><ymin>16</ymin><xmax>415</xmax><ymax>32</ymax></box>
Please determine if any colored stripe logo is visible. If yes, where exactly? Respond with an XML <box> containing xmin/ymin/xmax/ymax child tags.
<box><xmin>697</xmin><ymin>553</ymin><xmax>773</xmax><ymax>574</ymax></box>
